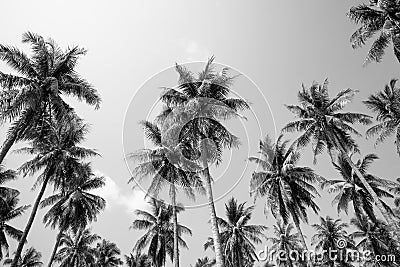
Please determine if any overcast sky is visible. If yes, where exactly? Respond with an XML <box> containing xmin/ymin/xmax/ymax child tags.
<box><xmin>1</xmin><ymin>0</ymin><xmax>400</xmax><ymax>266</ymax></box>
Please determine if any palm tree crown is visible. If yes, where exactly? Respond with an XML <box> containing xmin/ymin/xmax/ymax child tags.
<box><xmin>364</xmin><ymin>79</ymin><xmax>400</xmax><ymax>155</ymax></box>
<box><xmin>348</xmin><ymin>0</ymin><xmax>400</xmax><ymax>64</ymax></box>
<box><xmin>94</xmin><ymin>239</ymin><xmax>123</xmax><ymax>266</ymax></box>
<box><xmin>204</xmin><ymin>198</ymin><xmax>267</xmax><ymax>267</ymax></box>
<box><xmin>4</xmin><ymin>247</ymin><xmax>43</xmax><ymax>267</ymax></box>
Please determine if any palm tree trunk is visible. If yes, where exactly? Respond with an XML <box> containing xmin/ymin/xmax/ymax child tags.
<box><xmin>293</xmin><ymin>220</ymin><xmax>314</xmax><ymax>267</ymax></box>
<box><xmin>0</xmin><ymin>128</ymin><xmax>18</xmax><ymax>165</ymax></box>
<box><xmin>11</xmin><ymin>172</ymin><xmax>51</xmax><ymax>267</ymax></box>
<box><xmin>339</xmin><ymin>150</ymin><xmax>394</xmax><ymax>224</ymax></box>
<box><xmin>171</xmin><ymin>185</ymin><xmax>179</xmax><ymax>267</ymax></box>
<box><xmin>47</xmin><ymin>227</ymin><xmax>64</xmax><ymax>267</ymax></box>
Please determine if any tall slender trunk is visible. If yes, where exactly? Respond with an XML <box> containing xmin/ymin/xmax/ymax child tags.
<box><xmin>47</xmin><ymin>227</ymin><xmax>64</xmax><ymax>267</ymax></box>
<box><xmin>171</xmin><ymin>185</ymin><xmax>179</xmax><ymax>267</ymax></box>
<box><xmin>201</xmin><ymin>143</ymin><xmax>224</xmax><ymax>267</ymax></box>
<box><xmin>11</xmin><ymin>172</ymin><xmax>51</xmax><ymax>267</ymax></box>
<box><xmin>0</xmin><ymin>128</ymin><xmax>18</xmax><ymax>165</ymax></box>
<box><xmin>293</xmin><ymin>220</ymin><xmax>314</xmax><ymax>267</ymax></box>
<box><xmin>203</xmin><ymin>167</ymin><xmax>224</xmax><ymax>267</ymax></box>
<box><xmin>340</xmin><ymin>149</ymin><xmax>394</xmax><ymax>225</ymax></box>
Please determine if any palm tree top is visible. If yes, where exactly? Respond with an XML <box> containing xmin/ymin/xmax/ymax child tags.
<box><xmin>283</xmin><ymin>79</ymin><xmax>372</xmax><ymax>161</ymax></box>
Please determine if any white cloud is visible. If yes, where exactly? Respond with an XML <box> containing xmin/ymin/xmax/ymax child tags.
<box><xmin>93</xmin><ymin>170</ymin><xmax>149</xmax><ymax>214</ymax></box>
<box><xmin>178</xmin><ymin>38</ymin><xmax>211</xmax><ymax>61</ymax></box>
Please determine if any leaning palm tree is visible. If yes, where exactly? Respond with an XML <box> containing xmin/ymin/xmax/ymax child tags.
<box><xmin>191</xmin><ymin>257</ymin><xmax>216</xmax><ymax>267</ymax></box>
<box><xmin>0</xmin><ymin>165</ymin><xmax>18</xmax><ymax>205</ymax></box>
<box><xmin>158</xmin><ymin>56</ymin><xmax>250</xmax><ymax>267</ymax></box>
<box><xmin>0</xmin><ymin>31</ymin><xmax>101</xmax><ymax>165</ymax></box>
<box><xmin>0</xmin><ymin>193</ymin><xmax>29</xmax><ymax>260</ymax></box>
<box><xmin>204</xmin><ymin>198</ymin><xmax>267</xmax><ymax>267</ymax></box>
<box><xmin>283</xmin><ymin>80</ymin><xmax>395</xmax><ymax>225</ymax></box>
<box><xmin>54</xmin><ymin>227</ymin><xmax>100</xmax><ymax>267</ymax></box>
<box><xmin>4</xmin><ymin>247</ymin><xmax>43</xmax><ymax>267</ymax></box>
<box><xmin>351</xmin><ymin>215</ymin><xmax>400</xmax><ymax>266</ymax></box>
<box><xmin>41</xmin><ymin>162</ymin><xmax>106</xmax><ymax>267</ymax></box>
<box><xmin>124</xmin><ymin>253</ymin><xmax>151</xmax><ymax>267</ymax></box>
<box><xmin>322</xmin><ymin>153</ymin><xmax>393</xmax><ymax>222</ymax></box>
<box><xmin>94</xmin><ymin>239</ymin><xmax>123</xmax><ymax>266</ymax></box>
<box><xmin>311</xmin><ymin>216</ymin><xmax>354</xmax><ymax>267</ymax></box>
<box><xmin>348</xmin><ymin>0</ymin><xmax>400</xmax><ymax>64</ymax></box>
<box><xmin>250</xmin><ymin>134</ymin><xmax>321</xmax><ymax>267</ymax></box>
<box><xmin>364</xmin><ymin>79</ymin><xmax>400</xmax><ymax>155</ymax></box>
<box><xmin>131</xmin><ymin>198</ymin><xmax>191</xmax><ymax>267</ymax></box>
<box><xmin>268</xmin><ymin>222</ymin><xmax>304</xmax><ymax>267</ymax></box>
<box><xmin>11</xmin><ymin>116</ymin><xmax>98</xmax><ymax>265</ymax></box>
<box><xmin>129</xmin><ymin>120</ymin><xmax>202</xmax><ymax>267</ymax></box>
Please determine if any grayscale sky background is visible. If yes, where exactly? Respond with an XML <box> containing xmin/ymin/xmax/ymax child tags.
<box><xmin>1</xmin><ymin>0</ymin><xmax>400</xmax><ymax>266</ymax></box>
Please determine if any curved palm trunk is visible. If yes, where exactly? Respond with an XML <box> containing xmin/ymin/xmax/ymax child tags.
<box><xmin>47</xmin><ymin>227</ymin><xmax>64</xmax><ymax>267</ymax></box>
<box><xmin>339</xmin><ymin>149</ymin><xmax>394</xmax><ymax>225</ymax></box>
<box><xmin>293</xmin><ymin>220</ymin><xmax>314</xmax><ymax>267</ymax></box>
<box><xmin>0</xmin><ymin>128</ymin><xmax>18</xmax><ymax>165</ymax></box>
<box><xmin>171</xmin><ymin>185</ymin><xmax>180</xmax><ymax>267</ymax></box>
<box><xmin>11</xmin><ymin>172</ymin><xmax>51</xmax><ymax>267</ymax></box>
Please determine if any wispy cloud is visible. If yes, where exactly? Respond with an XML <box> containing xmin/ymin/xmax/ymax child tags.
<box><xmin>93</xmin><ymin>170</ymin><xmax>148</xmax><ymax>214</ymax></box>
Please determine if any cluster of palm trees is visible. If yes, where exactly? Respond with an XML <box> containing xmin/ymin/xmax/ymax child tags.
<box><xmin>1</xmin><ymin>1</ymin><xmax>400</xmax><ymax>266</ymax></box>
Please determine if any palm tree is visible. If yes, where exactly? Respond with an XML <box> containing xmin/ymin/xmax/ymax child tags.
<box><xmin>322</xmin><ymin>153</ymin><xmax>393</xmax><ymax>222</ymax></box>
<box><xmin>158</xmin><ymin>56</ymin><xmax>250</xmax><ymax>267</ymax></box>
<box><xmin>204</xmin><ymin>198</ymin><xmax>267</xmax><ymax>267</ymax></box>
<box><xmin>124</xmin><ymin>253</ymin><xmax>151</xmax><ymax>267</ymax></box>
<box><xmin>249</xmin><ymin>134</ymin><xmax>321</xmax><ymax>266</ymax></box>
<box><xmin>364</xmin><ymin>79</ymin><xmax>400</xmax><ymax>155</ymax></box>
<box><xmin>351</xmin><ymin>215</ymin><xmax>400</xmax><ymax>266</ymax></box>
<box><xmin>11</xmin><ymin>116</ymin><xmax>98</xmax><ymax>266</ymax></box>
<box><xmin>191</xmin><ymin>257</ymin><xmax>216</xmax><ymax>267</ymax></box>
<box><xmin>129</xmin><ymin>120</ymin><xmax>202</xmax><ymax>267</ymax></box>
<box><xmin>311</xmin><ymin>216</ymin><xmax>354</xmax><ymax>267</ymax></box>
<box><xmin>0</xmin><ymin>165</ymin><xmax>18</xmax><ymax>204</ymax></box>
<box><xmin>4</xmin><ymin>247</ymin><xmax>43</xmax><ymax>267</ymax></box>
<box><xmin>54</xmin><ymin>227</ymin><xmax>100</xmax><ymax>267</ymax></box>
<box><xmin>283</xmin><ymin>80</ymin><xmax>395</xmax><ymax>225</ymax></box>
<box><xmin>0</xmin><ymin>32</ymin><xmax>101</xmax><ymax>165</ymax></box>
<box><xmin>41</xmin><ymin>162</ymin><xmax>106</xmax><ymax>267</ymax></box>
<box><xmin>348</xmin><ymin>0</ymin><xmax>400</xmax><ymax>64</ymax></box>
<box><xmin>268</xmin><ymin>222</ymin><xmax>304</xmax><ymax>267</ymax></box>
<box><xmin>130</xmin><ymin>198</ymin><xmax>191</xmax><ymax>267</ymax></box>
<box><xmin>0</xmin><ymin>193</ymin><xmax>29</xmax><ymax>260</ymax></box>
<box><xmin>94</xmin><ymin>239</ymin><xmax>123</xmax><ymax>266</ymax></box>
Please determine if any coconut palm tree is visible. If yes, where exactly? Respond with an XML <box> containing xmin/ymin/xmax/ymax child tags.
<box><xmin>4</xmin><ymin>247</ymin><xmax>43</xmax><ymax>267</ymax></box>
<box><xmin>54</xmin><ymin>227</ymin><xmax>100</xmax><ymax>267</ymax></box>
<box><xmin>124</xmin><ymin>253</ymin><xmax>151</xmax><ymax>267</ymax></box>
<box><xmin>348</xmin><ymin>0</ymin><xmax>400</xmax><ymax>64</ymax></box>
<box><xmin>0</xmin><ymin>193</ymin><xmax>29</xmax><ymax>260</ymax></box>
<box><xmin>249</xmin><ymin>134</ymin><xmax>321</xmax><ymax>266</ymax></box>
<box><xmin>322</xmin><ymin>153</ymin><xmax>393</xmax><ymax>222</ymax></box>
<box><xmin>283</xmin><ymin>80</ymin><xmax>395</xmax><ymax>225</ymax></box>
<box><xmin>0</xmin><ymin>32</ymin><xmax>101</xmax><ymax>165</ymax></box>
<box><xmin>131</xmin><ymin>198</ymin><xmax>192</xmax><ymax>267</ymax></box>
<box><xmin>204</xmin><ymin>198</ymin><xmax>266</xmax><ymax>267</ymax></box>
<box><xmin>11</xmin><ymin>116</ymin><xmax>98</xmax><ymax>266</ymax></box>
<box><xmin>268</xmin><ymin>222</ymin><xmax>304</xmax><ymax>267</ymax></box>
<box><xmin>191</xmin><ymin>257</ymin><xmax>216</xmax><ymax>267</ymax></box>
<box><xmin>41</xmin><ymin>162</ymin><xmax>106</xmax><ymax>267</ymax></box>
<box><xmin>94</xmin><ymin>239</ymin><xmax>123</xmax><ymax>266</ymax></box>
<box><xmin>351</xmin><ymin>215</ymin><xmax>400</xmax><ymax>266</ymax></box>
<box><xmin>311</xmin><ymin>216</ymin><xmax>354</xmax><ymax>267</ymax></box>
<box><xmin>158</xmin><ymin>56</ymin><xmax>250</xmax><ymax>267</ymax></box>
<box><xmin>364</xmin><ymin>79</ymin><xmax>400</xmax><ymax>155</ymax></box>
<box><xmin>0</xmin><ymin>165</ymin><xmax>18</xmax><ymax>205</ymax></box>
<box><xmin>129</xmin><ymin>120</ymin><xmax>202</xmax><ymax>267</ymax></box>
